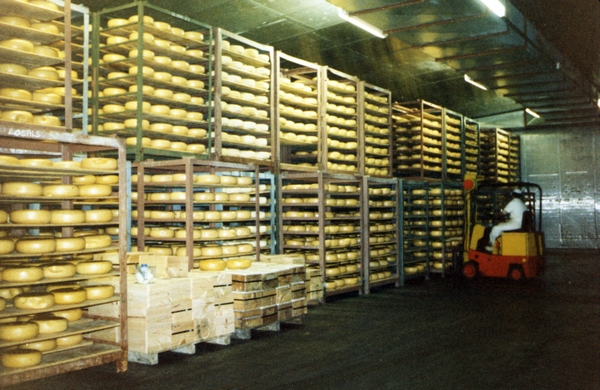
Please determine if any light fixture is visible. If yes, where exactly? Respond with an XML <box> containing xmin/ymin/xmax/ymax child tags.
<box><xmin>525</xmin><ymin>108</ymin><xmax>540</xmax><ymax>118</ymax></box>
<box><xmin>597</xmin><ymin>99</ymin><xmax>600</xmax><ymax>109</ymax></box>
<box><xmin>479</xmin><ymin>0</ymin><xmax>506</xmax><ymax>17</ymax></box>
<box><xmin>464</xmin><ymin>74</ymin><xmax>488</xmax><ymax>91</ymax></box>
<box><xmin>337</xmin><ymin>8</ymin><xmax>388</xmax><ymax>39</ymax></box>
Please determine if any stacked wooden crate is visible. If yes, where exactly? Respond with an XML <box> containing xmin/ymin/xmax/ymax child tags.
<box><xmin>305</xmin><ymin>267</ymin><xmax>324</xmax><ymax>304</ymax></box>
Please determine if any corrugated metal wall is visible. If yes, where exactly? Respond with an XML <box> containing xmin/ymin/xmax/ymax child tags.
<box><xmin>519</xmin><ymin>127</ymin><xmax>600</xmax><ymax>248</ymax></box>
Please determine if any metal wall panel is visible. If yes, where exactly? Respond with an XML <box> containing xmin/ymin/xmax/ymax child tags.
<box><xmin>520</xmin><ymin>128</ymin><xmax>600</xmax><ymax>248</ymax></box>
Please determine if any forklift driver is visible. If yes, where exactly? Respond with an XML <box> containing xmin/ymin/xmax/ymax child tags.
<box><xmin>486</xmin><ymin>189</ymin><xmax>527</xmax><ymax>252</ymax></box>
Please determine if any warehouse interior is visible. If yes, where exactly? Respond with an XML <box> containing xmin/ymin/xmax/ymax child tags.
<box><xmin>0</xmin><ymin>0</ymin><xmax>599</xmax><ymax>388</ymax></box>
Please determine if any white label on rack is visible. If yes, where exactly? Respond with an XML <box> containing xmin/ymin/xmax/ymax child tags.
<box><xmin>7</xmin><ymin>128</ymin><xmax>42</xmax><ymax>138</ymax></box>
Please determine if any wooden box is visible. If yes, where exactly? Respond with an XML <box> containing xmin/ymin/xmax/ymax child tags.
<box><xmin>137</xmin><ymin>254</ymin><xmax>189</xmax><ymax>279</ymax></box>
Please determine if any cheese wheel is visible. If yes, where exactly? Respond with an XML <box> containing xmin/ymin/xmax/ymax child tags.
<box><xmin>10</xmin><ymin>209</ymin><xmax>51</xmax><ymax>224</ymax></box>
<box><xmin>194</xmin><ymin>192</ymin><xmax>215</xmax><ymax>202</ymax></box>
<box><xmin>0</xmin><ymin>322</ymin><xmax>39</xmax><ymax>342</ymax></box>
<box><xmin>0</xmin><ymin>155</ymin><xmax>19</xmax><ymax>165</ymax></box>
<box><xmin>22</xmin><ymin>338</ymin><xmax>57</xmax><ymax>352</ymax></box>
<box><xmin>83</xmin><ymin>234</ymin><xmax>112</xmax><ymax>249</ymax></box>
<box><xmin>19</xmin><ymin>158</ymin><xmax>52</xmax><ymax>168</ymax></box>
<box><xmin>3</xmin><ymin>182</ymin><xmax>43</xmax><ymax>196</ymax></box>
<box><xmin>0</xmin><ymin>349</ymin><xmax>42</xmax><ymax>368</ymax></box>
<box><xmin>16</xmin><ymin>238</ymin><xmax>56</xmax><ymax>254</ymax></box>
<box><xmin>55</xmin><ymin>237</ymin><xmax>86</xmax><ymax>252</ymax></box>
<box><xmin>43</xmin><ymin>262</ymin><xmax>76</xmax><ymax>278</ymax></box>
<box><xmin>56</xmin><ymin>333</ymin><xmax>83</xmax><ymax>347</ymax></box>
<box><xmin>94</xmin><ymin>175</ymin><xmax>118</xmax><ymax>185</ymax></box>
<box><xmin>51</xmin><ymin>287</ymin><xmax>87</xmax><ymax>304</ymax></box>
<box><xmin>2</xmin><ymin>266</ymin><xmax>43</xmax><ymax>282</ymax></box>
<box><xmin>0</xmin><ymin>210</ymin><xmax>6</xmax><ymax>223</ymax></box>
<box><xmin>0</xmin><ymin>39</ymin><xmax>34</xmax><ymax>52</ymax></box>
<box><xmin>0</xmin><ymin>15</ymin><xmax>31</xmax><ymax>28</ymax></box>
<box><xmin>79</xmin><ymin>184</ymin><xmax>112</xmax><ymax>197</ymax></box>
<box><xmin>52</xmin><ymin>308</ymin><xmax>82</xmax><ymax>322</ymax></box>
<box><xmin>81</xmin><ymin>158</ymin><xmax>117</xmax><ymax>171</ymax></box>
<box><xmin>198</xmin><ymin>259</ymin><xmax>226</xmax><ymax>271</ymax></box>
<box><xmin>196</xmin><ymin>174</ymin><xmax>220</xmax><ymax>185</ymax></box>
<box><xmin>84</xmin><ymin>209</ymin><xmax>113</xmax><ymax>223</ymax></box>
<box><xmin>150</xmin><ymin>228</ymin><xmax>175</xmax><ymax>238</ymax></box>
<box><xmin>29</xmin><ymin>315</ymin><xmax>68</xmax><ymax>334</ymax></box>
<box><xmin>83</xmin><ymin>285</ymin><xmax>114</xmax><ymax>300</ymax></box>
<box><xmin>29</xmin><ymin>68</ymin><xmax>60</xmax><ymax>81</ymax></box>
<box><xmin>226</xmin><ymin>259</ymin><xmax>252</xmax><ymax>270</ymax></box>
<box><xmin>0</xmin><ymin>63</ymin><xmax>27</xmax><ymax>75</ymax></box>
<box><xmin>32</xmin><ymin>115</ymin><xmax>61</xmax><ymax>126</ymax></box>
<box><xmin>43</xmin><ymin>184</ymin><xmax>79</xmax><ymax>197</ymax></box>
<box><xmin>76</xmin><ymin>260</ymin><xmax>112</xmax><ymax>275</ymax></box>
<box><xmin>1</xmin><ymin>110</ymin><xmax>33</xmax><ymax>123</ymax></box>
<box><xmin>14</xmin><ymin>292</ymin><xmax>55</xmax><ymax>310</ymax></box>
<box><xmin>237</xmin><ymin>244</ymin><xmax>253</xmax><ymax>254</ymax></box>
<box><xmin>221</xmin><ymin>245</ymin><xmax>239</xmax><ymax>255</ymax></box>
<box><xmin>201</xmin><ymin>245</ymin><xmax>222</xmax><ymax>257</ymax></box>
<box><xmin>0</xmin><ymin>287</ymin><xmax>23</xmax><ymax>300</ymax></box>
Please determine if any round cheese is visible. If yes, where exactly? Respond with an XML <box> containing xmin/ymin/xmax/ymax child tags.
<box><xmin>56</xmin><ymin>333</ymin><xmax>83</xmax><ymax>347</ymax></box>
<box><xmin>81</xmin><ymin>157</ymin><xmax>117</xmax><ymax>171</ymax></box>
<box><xmin>198</xmin><ymin>259</ymin><xmax>226</xmax><ymax>271</ymax></box>
<box><xmin>201</xmin><ymin>245</ymin><xmax>222</xmax><ymax>257</ymax></box>
<box><xmin>237</xmin><ymin>244</ymin><xmax>253</xmax><ymax>254</ymax></box>
<box><xmin>84</xmin><ymin>209</ymin><xmax>113</xmax><ymax>223</ymax></box>
<box><xmin>0</xmin><ymin>63</ymin><xmax>27</xmax><ymax>75</ymax></box>
<box><xmin>32</xmin><ymin>115</ymin><xmax>61</xmax><ymax>126</ymax></box>
<box><xmin>76</xmin><ymin>260</ymin><xmax>112</xmax><ymax>275</ymax></box>
<box><xmin>196</xmin><ymin>175</ymin><xmax>220</xmax><ymax>185</ymax></box>
<box><xmin>52</xmin><ymin>308</ymin><xmax>83</xmax><ymax>322</ymax></box>
<box><xmin>2</xmin><ymin>266</ymin><xmax>43</xmax><ymax>282</ymax></box>
<box><xmin>83</xmin><ymin>234</ymin><xmax>112</xmax><ymax>249</ymax></box>
<box><xmin>3</xmin><ymin>182</ymin><xmax>43</xmax><ymax>196</ymax></box>
<box><xmin>51</xmin><ymin>288</ymin><xmax>87</xmax><ymax>304</ymax></box>
<box><xmin>0</xmin><ymin>349</ymin><xmax>42</xmax><ymax>368</ymax></box>
<box><xmin>55</xmin><ymin>237</ymin><xmax>86</xmax><ymax>252</ymax></box>
<box><xmin>43</xmin><ymin>262</ymin><xmax>76</xmax><ymax>279</ymax></box>
<box><xmin>15</xmin><ymin>238</ymin><xmax>56</xmax><ymax>254</ymax></box>
<box><xmin>10</xmin><ymin>209</ymin><xmax>52</xmax><ymax>224</ymax></box>
<box><xmin>0</xmin><ymin>287</ymin><xmax>23</xmax><ymax>300</ymax></box>
<box><xmin>14</xmin><ymin>292</ymin><xmax>55</xmax><ymax>310</ymax></box>
<box><xmin>22</xmin><ymin>338</ymin><xmax>57</xmax><ymax>352</ymax></box>
<box><xmin>1</xmin><ymin>110</ymin><xmax>33</xmax><ymax>123</ymax></box>
<box><xmin>226</xmin><ymin>259</ymin><xmax>252</xmax><ymax>270</ymax></box>
<box><xmin>0</xmin><ymin>39</ymin><xmax>35</xmax><ymax>52</ymax></box>
<box><xmin>73</xmin><ymin>175</ymin><xmax>96</xmax><ymax>185</ymax></box>
<box><xmin>43</xmin><ymin>184</ymin><xmax>80</xmax><ymax>197</ymax></box>
<box><xmin>79</xmin><ymin>185</ymin><xmax>112</xmax><ymax>197</ymax></box>
<box><xmin>29</xmin><ymin>315</ymin><xmax>68</xmax><ymax>334</ymax></box>
<box><xmin>83</xmin><ymin>285</ymin><xmax>114</xmax><ymax>300</ymax></box>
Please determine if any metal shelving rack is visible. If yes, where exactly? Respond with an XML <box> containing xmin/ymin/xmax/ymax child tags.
<box><xmin>132</xmin><ymin>158</ymin><xmax>273</xmax><ymax>270</ymax></box>
<box><xmin>443</xmin><ymin>109</ymin><xmax>464</xmax><ymax>181</ymax></box>
<box><xmin>480</xmin><ymin>128</ymin><xmax>511</xmax><ymax>184</ymax></box>
<box><xmin>359</xmin><ymin>82</ymin><xmax>392</xmax><ymax>178</ymax></box>
<box><xmin>509</xmin><ymin>135</ymin><xmax>521</xmax><ymax>182</ymax></box>
<box><xmin>361</xmin><ymin>176</ymin><xmax>400</xmax><ymax>293</ymax></box>
<box><xmin>399</xmin><ymin>180</ymin><xmax>431</xmax><ymax>281</ymax></box>
<box><xmin>209</xmin><ymin>28</ymin><xmax>275</xmax><ymax>168</ymax></box>
<box><xmin>278</xmin><ymin>172</ymin><xmax>363</xmax><ymax>300</ymax></box>
<box><xmin>276</xmin><ymin>52</ymin><xmax>322</xmax><ymax>173</ymax></box>
<box><xmin>0</xmin><ymin>123</ymin><xmax>128</xmax><ymax>386</ymax></box>
<box><xmin>91</xmin><ymin>1</ymin><xmax>213</xmax><ymax>161</ymax></box>
<box><xmin>463</xmin><ymin>118</ymin><xmax>480</xmax><ymax>177</ymax></box>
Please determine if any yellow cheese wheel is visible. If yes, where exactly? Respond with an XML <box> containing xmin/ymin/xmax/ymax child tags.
<box><xmin>29</xmin><ymin>315</ymin><xmax>68</xmax><ymax>334</ymax></box>
<box><xmin>22</xmin><ymin>338</ymin><xmax>57</xmax><ymax>352</ymax></box>
<box><xmin>0</xmin><ymin>349</ymin><xmax>42</xmax><ymax>368</ymax></box>
<box><xmin>50</xmin><ymin>210</ymin><xmax>85</xmax><ymax>224</ymax></box>
<box><xmin>198</xmin><ymin>259</ymin><xmax>226</xmax><ymax>271</ymax></box>
<box><xmin>79</xmin><ymin>184</ymin><xmax>112</xmax><ymax>197</ymax></box>
<box><xmin>221</xmin><ymin>245</ymin><xmax>239</xmax><ymax>256</ymax></box>
<box><xmin>200</xmin><ymin>229</ymin><xmax>218</xmax><ymax>239</ymax></box>
<box><xmin>201</xmin><ymin>245</ymin><xmax>222</xmax><ymax>257</ymax></box>
<box><xmin>14</xmin><ymin>292</ymin><xmax>55</xmax><ymax>310</ymax></box>
<box><xmin>204</xmin><ymin>211</ymin><xmax>221</xmax><ymax>221</ymax></box>
<box><xmin>52</xmin><ymin>308</ymin><xmax>82</xmax><ymax>322</ymax></box>
<box><xmin>32</xmin><ymin>115</ymin><xmax>61</xmax><ymax>126</ymax></box>
<box><xmin>0</xmin><ymin>16</ymin><xmax>31</xmax><ymax>28</ymax></box>
<box><xmin>226</xmin><ymin>259</ymin><xmax>252</xmax><ymax>270</ymax></box>
<box><xmin>2</xmin><ymin>266</ymin><xmax>43</xmax><ymax>282</ymax></box>
<box><xmin>3</xmin><ymin>182</ymin><xmax>43</xmax><ymax>196</ymax></box>
<box><xmin>51</xmin><ymin>288</ymin><xmax>87</xmax><ymax>304</ymax></box>
<box><xmin>16</xmin><ymin>238</ymin><xmax>56</xmax><ymax>254</ymax></box>
<box><xmin>0</xmin><ymin>155</ymin><xmax>19</xmax><ymax>165</ymax></box>
<box><xmin>56</xmin><ymin>333</ymin><xmax>83</xmax><ymax>347</ymax></box>
<box><xmin>0</xmin><ymin>287</ymin><xmax>23</xmax><ymax>300</ymax></box>
<box><xmin>43</xmin><ymin>262</ymin><xmax>76</xmax><ymax>278</ymax></box>
<box><xmin>10</xmin><ymin>209</ymin><xmax>52</xmax><ymax>224</ymax></box>
<box><xmin>196</xmin><ymin>174</ymin><xmax>220</xmax><ymax>185</ymax></box>
<box><xmin>83</xmin><ymin>234</ymin><xmax>112</xmax><ymax>249</ymax></box>
<box><xmin>72</xmin><ymin>175</ymin><xmax>96</xmax><ymax>185</ymax></box>
<box><xmin>1</xmin><ymin>110</ymin><xmax>33</xmax><ymax>123</ymax></box>
<box><xmin>81</xmin><ymin>158</ymin><xmax>117</xmax><ymax>171</ymax></box>
<box><xmin>56</xmin><ymin>236</ymin><xmax>84</xmax><ymax>253</ymax></box>
<box><xmin>19</xmin><ymin>159</ymin><xmax>52</xmax><ymax>168</ymax></box>
<box><xmin>84</xmin><ymin>209</ymin><xmax>113</xmax><ymax>223</ymax></box>
<box><xmin>95</xmin><ymin>175</ymin><xmax>118</xmax><ymax>185</ymax></box>
<box><xmin>0</xmin><ymin>322</ymin><xmax>39</xmax><ymax>341</ymax></box>
<box><xmin>83</xmin><ymin>285</ymin><xmax>114</xmax><ymax>300</ymax></box>
<box><xmin>237</xmin><ymin>244</ymin><xmax>253</xmax><ymax>254</ymax></box>
<box><xmin>0</xmin><ymin>63</ymin><xmax>27</xmax><ymax>75</ymax></box>
<box><xmin>0</xmin><ymin>39</ymin><xmax>34</xmax><ymax>52</ymax></box>
<box><xmin>43</xmin><ymin>184</ymin><xmax>79</xmax><ymax>197</ymax></box>
<box><xmin>76</xmin><ymin>260</ymin><xmax>112</xmax><ymax>275</ymax></box>
<box><xmin>30</xmin><ymin>0</ymin><xmax>60</xmax><ymax>10</ymax></box>
<box><xmin>29</xmin><ymin>67</ymin><xmax>59</xmax><ymax>80</ymax></box>
<box><xmin>33</xmin><ymin>45</ymin><xmax>59</xmax><ymax>58</ymax></box>
<box><xmin>0</xmin><ymin>297</ymin><xmax>3</xmax><ymax>311</ymax></box>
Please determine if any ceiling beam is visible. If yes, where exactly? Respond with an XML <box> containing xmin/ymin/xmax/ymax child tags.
<box><xmin>532</xmin><ymin>102</ymin><xmax>595</xmax><ymax>111</ymax></box>
<box><xmin>504</xmin><ymin>87</ymin><xmax>577</xmax><ymax>98</ymax></box>
<box><xmin>385</xmin><ymin>11</ymin><xmax>487</xmax><ymax>34</ymax></box>
<box><xmin>525</xmin><ymin>120</ymin><xmax>600</xmax><ymax>130</ymax></box>
<box><xmin>348</xmin><ymin>0</ymin><xmax>425</xmax><ymax>16</ymax></box>
<box><xmin>436</xmin><ymin>45</ymin><xmax>524</xmax><ymax>63</ymax></box>
<box><xmin>490</xmin><ymin>79</ymin><xmax>568</xmax><ymax>91</ymax></box>
<box><xmin>477</xmin><ymin>69</ymin><xmax>556</xmax><ymax>82</ymax></box>
<box><xmin>460</xmin><ymin>59</ymin><xmax>542</xmax><ymax>73</ymax></box>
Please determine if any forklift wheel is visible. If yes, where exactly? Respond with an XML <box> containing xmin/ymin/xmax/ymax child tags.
<box><xmin>462</xmin><ymin>261</ymin><xmax>478</xmax><ymax>279</ymax></box>
<box><xmin>509</xmin><ymin>266</ymin><xmax>523</xmax><ymax>280</ymax></box>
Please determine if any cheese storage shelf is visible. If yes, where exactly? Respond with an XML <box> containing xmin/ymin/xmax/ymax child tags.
<box><xmin>0</xmin><ymin>0</ymin><xmax>89</xmax><ymax>134</ymax></box>
<box><xmin>91</xmin><ymin>1</ymin><xmax>212</xmax><ymax>162</ymax></box>
<box><xmin>276</xmin><ymin>52</ymin><xmax>322</xmax><ymax>173</ymax></box>
<box><xmin>359</xmin><ymin>82</ymin><xmax>392</xmax><ymax>178</ymax></box>
<box><xmin>209</xmin><ymin>28</ymin><xmax>274</xmax><ymax>167</ymax></box>
<box><xmin>0</xmin><ymin>123</ymin><xmax>127</xmax><ymax>386</ymax></box>
<box><xmin>133</xmin><ymin>159</ymin><xmax>273</xmax><ymax>270</ymax></box>
<box><xmin>399</xmin><ymin>180</ymin><xmax>431</xmax><ymax>281</ymax></box>
<box><xmin>393</xmin><ymin>100</ymin><xmax>445</xmax><ymax>180</ymax></box>
<box><xmin>443</xmin><ymin>109</ymin><xmax>464</xmax><ymax>181</ymax></box>
<box><xmin>279</xmin><ymin>172</ymin><xmax>363</xmax><ymax>301</ymax></box>
<box><xmin>464</xmin><ymin>118</ymin><xmax>480</xmax><ymax>176</ymax></box>
<box><xmin>509</xmin><ymin>135</ymin><xmax>521</xmax><ymax>182</ymax></box>
<box><xmin>480</xmin><ymin>128</ymin><xmax>511</xmax><ymax>184</ymax></box>
<box><xmin>361</xmin><ymin>177</ymin><xmax>400</xmax><ymax>293</ymax></box>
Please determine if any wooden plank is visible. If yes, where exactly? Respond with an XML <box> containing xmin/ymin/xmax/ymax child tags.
<box><xmin>231</xmin><ymin>278</ymin><xmax>278</xmax><ymax>292</ymax></box>
<box><xmin>233</xmin><ymin>304</ymin><xmax>277</xmax><ymax>319</ymax></box>
<box><xmin>233</xmin><ymin>295</ymin><xmax>277</xmax><ymax>311</ymax></box>
<box><xmin>233</xmin><ymin>289</ymin><xmax>276</xmax><ymax>300</ymax></box>
<box><xmin>276</xmin><ymin>285</ymin><xmax>292</xmax><ymax>304</ymax></box>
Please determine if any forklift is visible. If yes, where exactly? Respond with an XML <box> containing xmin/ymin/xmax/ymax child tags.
<box><xmin>461</xmin><ymin>176</ymin><xmax>545</xmax><ymax>280</ymax></box>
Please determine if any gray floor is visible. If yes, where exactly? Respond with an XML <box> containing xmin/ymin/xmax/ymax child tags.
<box><xmin>7</xmin><ymin>249</ymin><xmax>600</xmax><ymax>390</ymax></box>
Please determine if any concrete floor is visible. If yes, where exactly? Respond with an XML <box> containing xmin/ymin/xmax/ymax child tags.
<box><xmin>7</xmin><ymin>249</ymin><xmax>600</xmax><ymax>390</ymax></box>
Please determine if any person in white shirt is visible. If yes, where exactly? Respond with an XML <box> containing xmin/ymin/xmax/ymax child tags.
<box><xmin>486</xmin><ymin>189</ymin><xmax>528</xmax><ymax>252</ymax></box>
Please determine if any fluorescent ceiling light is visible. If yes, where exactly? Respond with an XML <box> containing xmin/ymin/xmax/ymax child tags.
<box><xmin>337</xmin><ymin>8</ymin><xmax>388</xmax><ymax>39</ymax></box>
<box><xmin>464</xmin><ymin>74</ymin><xmax>488</xmax><ymax>91</ymax></box>
<box><xmin>525</xmin><ymin>108</ymin><xmax>540</xmax><ymax>118</ymax></box>
<box><xmin>479</xmin><ymin>0</ymin><xmax>506</xmax><ymax>17</ymax></box>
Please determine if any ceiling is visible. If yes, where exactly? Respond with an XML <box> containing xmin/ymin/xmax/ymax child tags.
<box><xmin>78</xmin><ymin>0</ymin><xmax>600</xmax><ymax>130</ymax></box>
